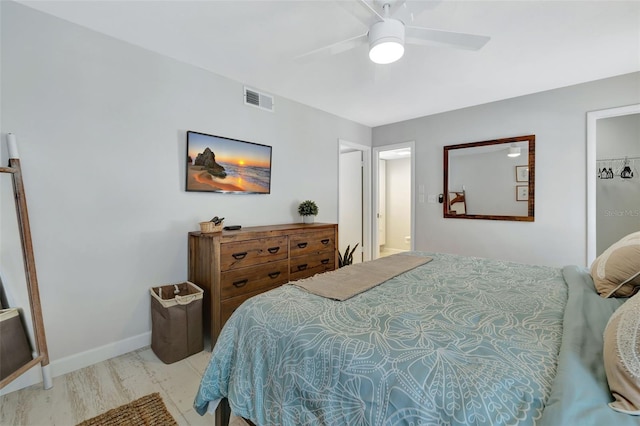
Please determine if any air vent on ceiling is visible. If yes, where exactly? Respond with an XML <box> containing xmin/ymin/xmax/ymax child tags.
<box><xmin>244</xmin><ymin>86</ymin><xmax>274</xmax><ymax>112</ymax></box>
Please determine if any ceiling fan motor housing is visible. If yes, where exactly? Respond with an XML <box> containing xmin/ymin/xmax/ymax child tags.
<box><xmin>368</xmin><ymin>19</ymin><xmax>406</xmax><ymax>64</ymax></box>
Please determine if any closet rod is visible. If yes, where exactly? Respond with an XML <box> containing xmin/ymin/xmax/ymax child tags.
<box><xmin>596</xmin><ymin>156</ymin><xmax>640</xmax><ymax>162</ymax></box>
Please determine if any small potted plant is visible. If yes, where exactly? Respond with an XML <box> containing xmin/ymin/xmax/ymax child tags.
<box><xmin>338</xmin><ymin>243</ymin><xmax>359</xmax><ymax>268</ymax></box>
<box><xmin>298</xmin><ymin>200</ymin><xmax>318</xmax><ymax>224</ymax></box>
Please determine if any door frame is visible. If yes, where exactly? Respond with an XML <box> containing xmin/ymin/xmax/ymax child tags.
<box><xmin>586</xmin><ymin>103</ymin><xmax>640</xmax><ymax>266</ymax></box>
<box><xmin>338</xmin><ymin>139</ymin><xmax>372</xmax><ymax>262</ymax></box>
<box><xmin>372</xmin><ymin>141</ymin><xmax>415</xmax><ymax>258</ymax></box>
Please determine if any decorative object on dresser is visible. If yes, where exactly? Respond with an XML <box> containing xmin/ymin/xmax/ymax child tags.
<box><xmin>297</xmin><ymin>200</ymin><xmax>318</xmax><ymax>224</ymax></box>
<box><xmin>188</xmin><ymin>223</ymin><xmax>338</xmax><ymax>348</ymax></box>
<box><xmin>199</xmin><ymin>216</ymin><xmax>224</xmax><ymax>234</ymax></box>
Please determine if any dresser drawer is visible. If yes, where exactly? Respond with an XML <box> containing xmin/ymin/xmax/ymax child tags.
<box><xmin>289</xmin><ymin>230</ymin><xmax>335</xmax><ymax>257</ymax></box>
<box><xmin>220</xmin><ymin>290</ymin><xmax>273</xmax><ymax>327</ymax></box>
<box><xmin>220</xmin><ymin>236</ymin><xmax>288</xmax><ymax>271</ymax></box>
<box><xmin>220</xmin><ymin>259</ymin><xmax>289</xmax><ymax>299</ymax></box>
<box><xmin>289</xmin><ymin>252</ymin><xmax>335</xmax><ymax>281</ymax></box>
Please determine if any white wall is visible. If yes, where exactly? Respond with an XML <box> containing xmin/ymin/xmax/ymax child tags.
<box><xmin>0</xmin><ymin>2</ymin><xmax>370</xmax><ymax>393</ymax></box>
<box><xmin>373</xmin><ymin>72</ymin><xmax>640</xmax><ymax>267</ymax></box>
<box><xmin>384</xmin><ymin>158</ymin><xmax>411</xmax><ymax>250</ymax></box>
<box><xmin>596</xmin><ymin>114</ymin><xmax>640</xmax><ymax>254</ymax></box>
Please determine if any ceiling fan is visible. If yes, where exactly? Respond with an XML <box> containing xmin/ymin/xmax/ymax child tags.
<box><xmin>297</xmin><ymin>0</ymin><xmax>490</xmax><ymax>65</ymax></box>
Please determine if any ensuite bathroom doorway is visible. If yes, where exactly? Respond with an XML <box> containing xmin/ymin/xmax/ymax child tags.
<box><xmin>373</xmin><ymin>142</ymin><xmax>415</xmax><ymax>259</ymax></box>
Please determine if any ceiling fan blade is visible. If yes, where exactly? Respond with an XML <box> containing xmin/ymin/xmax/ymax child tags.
<box><xmin>335</xmin><ymin>0</ymin><xmax>383</xmax><ymax>27</ymax></box>
<box><xmin>295</xmin><ymin>33</ymin><xmax>368</xmax><ymax>63</ymax></box>
<box><xmin>358</xmin><ymin>0</ymin><xmax>384</xmax><ymax>20</ymax></box>
<box><xmin>405</xmin><ymin>26</ymin><xmax>490</xmax><ymax>51</ymax></box>
<box><xmin>392</xmin><ymin>0</ymin><xmax>442</xmax><ymax>24</ymax></box>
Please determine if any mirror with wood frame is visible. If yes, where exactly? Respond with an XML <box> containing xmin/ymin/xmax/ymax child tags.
<box><xmin>443</xmin><ymin>135</ymin><xmax>535</xmax><ymax>221</ymax></box>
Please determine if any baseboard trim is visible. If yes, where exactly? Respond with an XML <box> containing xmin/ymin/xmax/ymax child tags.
<box><xmin>0</xmin><ymin>331</ymin><xmax>151</xmax><ymax>396</ymax></box>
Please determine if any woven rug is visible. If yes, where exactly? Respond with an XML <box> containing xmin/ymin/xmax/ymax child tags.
<box><xmin>77</xmin><ymin>393</ymin><xmax>177</xmax><ymax>426</ymax></box>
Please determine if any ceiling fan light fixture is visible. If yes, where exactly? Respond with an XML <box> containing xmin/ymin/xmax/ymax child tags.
<box><xmin>369</xmin><ymin>19</ymin><xmax>405</xmax><ymax>65</ymax></box>
<box><xmin>369</xmin><ymin>41</ymin><xmax>404</xmax><ymax>64</ymax></box>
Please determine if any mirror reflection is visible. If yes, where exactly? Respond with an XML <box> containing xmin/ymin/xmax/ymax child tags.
<box><xmin>443</xmin><ymin>135</ymin><xmax>535</xmax><ymax>221</ymax></box>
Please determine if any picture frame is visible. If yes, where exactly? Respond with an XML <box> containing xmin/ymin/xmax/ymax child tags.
<box><xmin>516</xmin><ymin>165</ymin><xmax>529</xmax><ymax>182</ymax></box>
<box><xmin>186</xmin><ymin>130</ymin><xmax>272</xmax><ymax>194</ymax></box>
<box><xmin>516</xmin><ymin>185</ymin><xmax>529</xmax><ymax>201</ymax></box>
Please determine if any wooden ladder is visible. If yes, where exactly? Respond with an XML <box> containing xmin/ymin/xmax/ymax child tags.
<box><xmin>1</xmin><ymin>133</ymin><xmax>52</xmax><ymax>390</ymax></box>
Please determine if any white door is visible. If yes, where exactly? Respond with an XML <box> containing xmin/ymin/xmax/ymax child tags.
<box><xmin>339</xmin><ymin>150</ymin><xmax>363</xmax><ymax>264</ymax></box>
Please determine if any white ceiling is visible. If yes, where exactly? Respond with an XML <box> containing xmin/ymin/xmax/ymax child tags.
<box><xmin>18</xmin><ymin>0</ymin><xmax>640</xmax><ymax>127</ymax></box>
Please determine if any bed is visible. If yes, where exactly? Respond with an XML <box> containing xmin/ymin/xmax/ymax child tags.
<box><xmin>193</xmin><ymin>251</ymin><xmax>637</xmax><ymax>425</ymax></box>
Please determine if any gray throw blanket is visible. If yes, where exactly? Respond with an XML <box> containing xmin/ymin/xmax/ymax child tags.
<box><xmin>292</xmin><ymin>253</ymin><xmax>432</xmax><ymax>300</ymax></box>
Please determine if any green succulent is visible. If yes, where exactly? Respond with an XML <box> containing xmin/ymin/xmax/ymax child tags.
<box><xmin>338</xmin><ymin>243</ymin><xmax>359</xmax><ymax>268</ymax></box>
<box><xmin>298</xmin><ymin>200</ymin><xmax>318</xmax><ymax>216</ymax></box>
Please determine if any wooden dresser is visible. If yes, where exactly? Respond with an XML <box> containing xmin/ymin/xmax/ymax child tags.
<box><xmin>188</xmin><ymin>223</ymin><xmax>338</xmax><ymax>347</ymax></box>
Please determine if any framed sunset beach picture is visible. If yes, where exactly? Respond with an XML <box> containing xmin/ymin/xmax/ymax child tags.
<box><xmin>186</xmin><ymin>131</ymin><xmax>272</xmax><ymax>194</ymax></box>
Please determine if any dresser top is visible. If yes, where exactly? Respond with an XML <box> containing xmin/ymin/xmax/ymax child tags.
<box><xmin>189</xmin><ymin>222</ymin><xmax>337</xmax><ymax>239</ymax></box>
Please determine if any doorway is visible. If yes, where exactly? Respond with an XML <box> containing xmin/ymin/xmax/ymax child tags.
<box><xmin>338</xmin><ymin>140</ymin><xmax>371</xmax><ymax>264</ymax></box>
<box><xmin>373</xmin><ymin>142</ymin><xmax>415</xmax><ymax>259</ymax></box>
<box><xmin>587</xmin><ymin>104</ymin><xmax>640</xmax><ymax>265</ymax></box>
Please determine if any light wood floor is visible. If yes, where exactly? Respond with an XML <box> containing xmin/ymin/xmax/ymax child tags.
<box><xmin>379</xmin><ymin>248</ymin><xmax>408</xmax><ymax>258</ymax></box>
<box><xmin>0</xmin><ymin>346</ymin><xmax>245</xmax><ymax>426</ymax></box>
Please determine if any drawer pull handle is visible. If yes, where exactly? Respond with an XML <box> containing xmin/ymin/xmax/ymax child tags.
<box><xmin>297</xmin><ymin>264</ymin><xmax>308</xmax><ymax>271</ymax></box>
<box><xmin>297</xmin><ymin>242</ymin><xmax>308</xmax><ymax>249</ymax></box>
<box><xmin>321</xmin><ymin>239</ymin><xmax>330</xmax><ymax>245</ymax></box>
<box><xmin>232</xmin><ymin>279</ymin><xmax>248</xmax><ymax>288</ymax></box>
<box><xmin>321</xmin><ymin>259</ymin><xmax>330</xmax><ymax>264</ymax></box>
<box><xmin>267</xmin><ymin>247</ymin><xmax>280</xmax><ymax>254</ymax></box>
<box><xmin>232</xmin><ymin>252</ymin><xmax>248</xmax><ymax>260</ymax></box>
<box><xmin>268</xmin><ymin>271</ymin><xmax>281</xmax><ymax>279</ymax></box>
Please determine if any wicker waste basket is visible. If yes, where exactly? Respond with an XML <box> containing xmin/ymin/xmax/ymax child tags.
<box><xmin>0</xmin><ymin>308</ymin><xmax>33</xmax><ymax>380</ymax></box>
<box><xmin>150</xmin><ymin>282</ymin><xmax>203</xmax><ymax>364</ymax></box>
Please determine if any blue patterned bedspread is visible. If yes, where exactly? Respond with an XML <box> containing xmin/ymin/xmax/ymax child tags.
<box><xmin>194</xmin><ymin>252</ymin><xmax>568</xmax><ymax>425</ymax></box>
<box><xmin>539</xmin><ymin>266</ymin><xmax>636</xmax><ymax>426</ymax></box>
